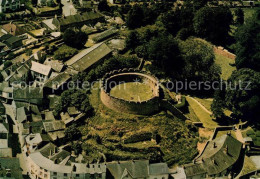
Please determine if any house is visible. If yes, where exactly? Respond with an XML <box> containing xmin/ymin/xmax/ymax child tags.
<box><xmin>0</xmin><ymin>0</ymin><xmax>21</xmax><ymax>13</ymax></box>
<box><xmin>44</xmin><ymin>59</ymin><xmax>64</xmax><ymax>72</ymax></box>
<box><xmin>25</xmin><ymin>133</ymin><xmax>50</xmax><ymax>153</ymax></box>
<box><xmin>1</xmin><ymin>22</ymin><xmax>25</xmax><ymax>36</ymax></box>
<box><xmin>41</xmin><ymin>17</ymin><xmax>60</xmax><ymax>32</ymax></box>
<box><xmin>0</xmin><ymin>81</ymin><xmax>13</xmax><ymax>102</ymax></box>
<box><xmin>58</xmin><ymin>11</ymin><xmax>104</xmax><ymax>31</ymax></box>
<box><xmin>91</xmin><ymin>27</ymin><xmax>118</xmax><ymax>43</ymax></box>
<box><xmin>183</xmin><ymin>134</ymin><xmax>243</xmax><ymax>179</ymax></box>
<box><xmin>0</xmin><ymin>123</ymin><xmax>12</xmax><ymax>157</ymax></box>
<box><xmin>106</xmin><ymin>160</ymin><xmax>170</xmax><ymax>179</ymax></box>
<box><xmin>27</xmin><ymin>142</ymin><xmax>107</xmax><ymax>179</ymax></box>
<box><xmin>0</xmin><ymin>33</ymin><xmax>23</xmax><ymax>49</ymax></box>
<box><xmin>13</xmin><ymin>86</ymin><xmax>44</xmax><ymax>105</ymax></box>
<box><xmin>65</xmin><ymin>42</ymin><xmax>112</xmax><ymax>72</ymax></box>
<box><xmin>31</xmin><ymin>61</ymin><xmax>52</xmax><ymax>86</ymax></box>
<box><xmin>44</xmin><ymin>72</ymin><xmax>71</xmax><ymax>93</ymax></box>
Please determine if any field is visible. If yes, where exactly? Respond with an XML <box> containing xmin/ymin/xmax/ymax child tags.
<box><xmin>78</xmin><ymin>82</ymin><xmax>199</xmax><ymax>166</ymax></box>
<box><xmin>186</xmin><ymin>96</ymin><xmax>219</xmax><ymax>129</ymax></box>
<box><xmin>215</xmin><ymin>54</ymin><xmax>236</xmax><ymax>80</ymax></box>
<box><xmin>194</xmin><ymin>97</ymin><xmax>213</xmax><ymax>112</ymax></box>
<box><xmin>110</xmin><ymin>82</ymin><xmax>153</xmax><ymax>101</ymax></box>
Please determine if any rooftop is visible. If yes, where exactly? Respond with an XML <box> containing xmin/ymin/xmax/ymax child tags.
<box><xmin>65</xmin><ymin>42</ymin><xmax>112</xmax><ymax>72</ymax></box>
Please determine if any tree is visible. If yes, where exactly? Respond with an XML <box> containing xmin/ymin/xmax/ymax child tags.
<box><xmin>234</xmin><ymin>20</ymin><xmax>260</xmax><ymax>71</ymax></box>
<box><xmin>225</xmin><ymin>68</ymin><xmax>260</xmax><ymax>123</ymax></box>
<box><xmin>54</xmin><ymin>89</ymin><xmax>93</xmax><ymax>115</ymax></box>
<box><xmin>211</xmin><ymin>90</ymin><xmax>225</xmax><ymax>119</ymax></box>
<box><xmin>146</xmin><ymin>35</ymin><xmax>183</xmax><ymax>77</ymax></box>
<box><xmin>64</xmin><ymin>124</ymin><xmax>81</xmax><ymax>142</ymax></box>
<box><xmin>26</xmin><ymin>49</ymin><xmax>32</xmax><ymax>56</ymax></box>
<box><xmin>54</xmin><ymin>45</ymin><xmax>77</xmax><ymax>61</ymax></box>
<box><xmin>179</xmin><ymin>38</ymin><xmax>220</xmax><ymax>81</ymax></box>
<box><xmin>126</xmin><ymin>5</ymin><xmax>144</xmax><ymax>29</ymax></box>
<box><xmin>31</xmin><ymin>0</ymin><xmax>37</xmax><ymax>6</ymax></box>
<box><xmin>234</xmin><ymin>8</ymin><xmax>244</xmax><ymax>25</ymax></box>
<box><xmin>63</xmin><ymin>28</ymin><xmax>88</xmax><ymax>49</ymax></box>
<box><xmin>0</xmin><ymin>13</ymin><xmax>5</xmax><ymax>21</ymax></box>
<box><xmin>3</xmin><ymin>61</ymin><xmax>12</xmax><ymax>70</ymax></box>
<box><xmin>125</xmin><ymin>30</ymin><xmax>140</xmax><ymax>50</ymax></box>
<box><xmin>72</xmin><ymin>142</ymin><xmax>82</xmax><ymax>155</ymax></box>
<box><xmin>98</xmin><ymin>0</ymin><xmax>110</xmax><ymax>12</ymax></box>
<box><xmin>193</xmin><ymin>7</ymin><xmax>233</xmax><ymax>45</ymax></box>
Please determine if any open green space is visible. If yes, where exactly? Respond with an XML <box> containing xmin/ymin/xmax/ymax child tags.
<box><xmin>246</xmin><ymin>128</ymin><xmax>260</xmax><ymax>146</ymax></box>
<box><xmin>186</xmin><ymin>97</ymin><xmax>219</xmax><ymax>129</ymax></box>
<box><xmin>194</xmin><ymin>97</ymin><xmax>213</xmax><ymax>112</ymax></box>
<box><xmin>110</xmin><ymin>82</ymin><xmax>154</xmax><ymax>101</ymax></box>
<box><xmin>215</xmin><ymin>54</ymin><xmax>236</xmax><ymax>80</ymax></box>
<box><xmin>78</xmin><ymin>82</ymin><xmax>199</xmax><ymax>166</ymax></box>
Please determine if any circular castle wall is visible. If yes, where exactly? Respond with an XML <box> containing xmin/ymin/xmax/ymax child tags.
<box><xmin>100</xmin><ymin>69</ymin><xmax>160</xmax><ymax>115</ymax></box>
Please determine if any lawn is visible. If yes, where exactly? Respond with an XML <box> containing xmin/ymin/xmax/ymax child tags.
<box><xmin>194</xmin><ymin>97</ymin><xmax>213</xmax><ymax>112</ymax></box>
<box><xmin>110</xmin><ymin>82</ymin><xmax>154</xmax><ymax>101</ymax></box>
<box><xmin>215</xmin><ymin>53</ymin><xmax>236</xmax><ymax>80</ymax></box>
<box><xmin>186</xmin><ymin>97</ymin><xmax>219</xmax><ymax>129</ymax></box>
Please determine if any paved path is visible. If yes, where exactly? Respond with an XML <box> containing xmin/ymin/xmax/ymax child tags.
<box><xmin>61</xmin><ymin>0</ymin><xmax>77</xmax><ymax>16</ymax></box>
<box><xmin>186</xmin><ymin>96</ymin><xmax>213</xmax><ymax>115</ymax></box>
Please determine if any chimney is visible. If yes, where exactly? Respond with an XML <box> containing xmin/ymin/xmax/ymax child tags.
<box><xmin>71</xmin><ymin>150</ymin><xmax>76</xmax><ymax>157</ymax></box>
<box><xmin>212</xmin><ymin>159</ymin><xmax>217</xmax><ymax>165</ymax></box>
<box><xmin>201</xmin><ymin>158</ymin><xmax>204</xmax><ymax>163</ymax></box>
<box><xmin>73</xmin><ymin>165</ymin><xmax>76</xmax><ymax>172</ymax></box>
<box><xmin>213</xmin><ymin>142</ymin><xmax>217</xmax><ymax>148</ymax></box>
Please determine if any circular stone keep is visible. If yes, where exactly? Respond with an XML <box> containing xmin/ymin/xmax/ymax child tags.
<box><xmin>100</xmin><ymin>69</ymin><xmax>160</xmax><ymax>115</ymax></box>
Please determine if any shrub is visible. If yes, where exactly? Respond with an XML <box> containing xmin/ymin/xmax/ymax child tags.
<box><xmin>54</xmin><ymin>45</ymin><xmax>77</xmax><ymax>61</ymax></box>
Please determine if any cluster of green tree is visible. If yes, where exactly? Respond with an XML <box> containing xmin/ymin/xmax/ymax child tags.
<box><xmin>126</xmin><ymin>26</ymin><xmax>220</xmax><ymax>85</ymax></box>
<box><xmin>126</xmin><ymin>3</ymin><xmax>171</xmax><ymax>29</ymax></box>
<box><xmin>72</xmin><ymin>55</ymin><xmax>140</xmax><ymax>87</ymax></box>
<box><xmin>123</xmin><ymin>1</ymin><xmax>235</xmax><ymax>45</ymax></box>
<box><xmin>63</xmin><ymin>28</ymin><xmax>88</xmax><ymax>49</ymax></box>
<box><xmin>0</xmin><ymin>13</ymin><xmax>5</xmax><ymax>21</ymax></box>
<box><xmin>54</xmin><ymin>89</ymin><xmax>93</xmax><ymax>117</ymax></box>
<box><xmin>211</xmin><ymin>11</ymin><xmax>260</xmax><ymax>127</ymax></box>
<box><xmin>54</xmin><ymin>45</ymin><xmax>78</xmax><ymax>61</ymax></box>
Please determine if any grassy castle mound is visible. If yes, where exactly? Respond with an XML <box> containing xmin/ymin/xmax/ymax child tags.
<box><xmin>79</xmin><ymin>82</ymin><xmax>199</xmax><ymax>166</ymax></box>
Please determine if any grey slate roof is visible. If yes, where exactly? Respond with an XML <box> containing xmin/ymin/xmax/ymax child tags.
<box><xmin>107</xmin><ymin>160</ymin><xmax>149</xmax><ymax>179</ymax></box>
<box><xmin>65</xmin><ymin>42</ymin><xmax>112</xmax><ymax>72</ymax></box>
<box><xmin>184</xmin><ymin>135</ymin><xmax>242</xmax><ymax>177</ymax></box>
<box><xmin>13</xmin><ymin>87</ymin><xmax>43</xmax><ymax>100</ymax></box>
<box><xmin>149</xmin><ymin>163</ymin><xmax>169</xmax><ymax>175</ymax></box>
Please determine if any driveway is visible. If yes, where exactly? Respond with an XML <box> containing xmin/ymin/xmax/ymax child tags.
<box><xmin>61</xmin><ymin>0</ymin><xmax>77</xmax><ymax>16</ymax></box>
